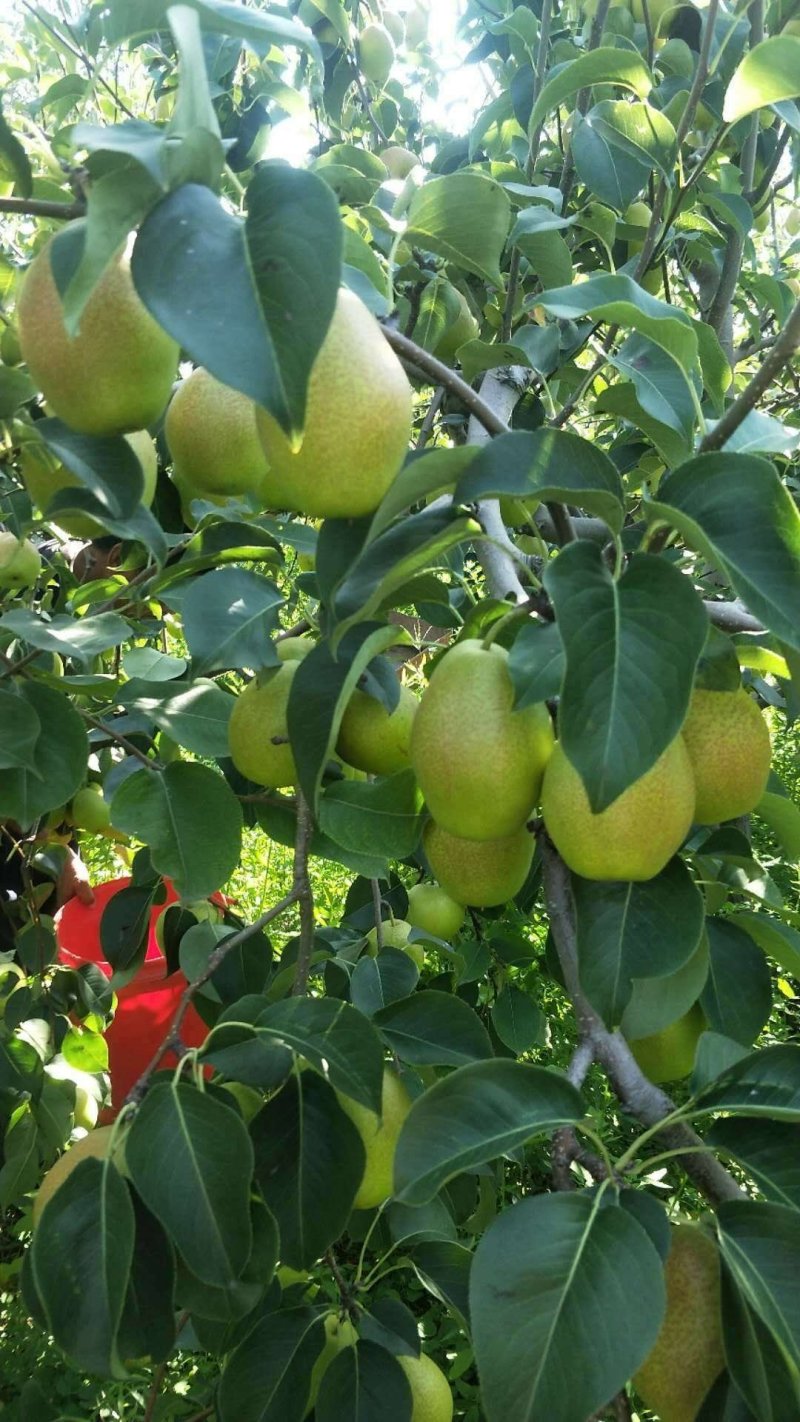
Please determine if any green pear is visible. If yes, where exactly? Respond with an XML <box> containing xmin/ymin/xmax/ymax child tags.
<box><xmin>398</xmin><ymin>1351</ymin><xmax>453</xmax><ymax>1422</ymax></box>
<box><xmin>17</xmin><ymin>228</ymin><xmax>178</xmax><ymax>435</ymax></box>
<box><xmin>0</xmin><ymin>533</ymin><xmax>41</xmax><ymax>589</ymax></box>
<box><xmin>381</xmin><ymin>145</ymin><xmax>418</xmax><ymax>180</ymax></box>
<box><xmin>228</xmin><ymin>663</ymin><xmax>298</xmax><ymax>789</ymax></box>
<box><xmin>359</xmin><ymin>22</ymin><xmax>395</xmax><ymax>85</ymax></box>
<box><xmin>337</xmin><ymin>1068</ymin><xmax>411</xmax><ymax>1210</ymax></box>
<box><xmin>20</xmin><ymin>429</ymin><xmax>157</xmax><ymax>539</ymax></box>
<box><xmin>306</xmin><ymin>1313</ymin><xmax>358</xmax><ymax>1416</ymax></box>
<box><xmin>626</xmin><ymin>1002</ymin><xmax>706</xmax><ymax>1083</ymax></box>
<box><xmin>681</xmin><ymin>688</ymin><xmax>771</xmax><ymax>824</ymax></box>
<box><xmin>433</xmin><ymin>286</ymin><xmax>479</xmax><ymax>364</ymax></box>
<box><xmin>423</xmin><ymin>820</ymin><xmax>534</xmax><ymax>907</ymax></box>
<box><xmin>337</xmin><ymin>682</ymin><xmax>417</xmax><ymax>776</ymax></box>
<box><xmin>411</xmin><ymin>639</ymin><xmax>554</xmax><ymax>840</ymax></box>
<box><xmin>165</xmin><ymin>366</ymin><xmax>272</xmax><ymax>499</ymax></box>
<box><xmin>276</xmin><ymin>635</ymin><xmax>315</xmax><ymax>662</ymax></box>
<box><xmin>68</xmin><ymin>785</ymin><xmax>112</xmax><ymax>835</ymax></box>
<box><xmin>541</xmin><ymin>738</ymin><xmax>696</xmax><ymax>881</ymax></box>
<box><xmin>406</xmin><ymin>883</ymin><xmax>465</xmax><ymax>940</ymax></box>
<box><xmin>256</xmin><ymin>287</ymin><xmax>412</xmax><ymax>518</ymax></box>
<box><xmin>634</xmin><ymin>1224</ymin><xmax>725</xmax><ymax>1422</ymax></box>
<box><xmin>366</xmin><ymin>919</ymin><xmax>424</xmax><ymax>968</ymax></box>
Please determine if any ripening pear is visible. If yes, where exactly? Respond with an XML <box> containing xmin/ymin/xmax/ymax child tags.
<box><xmin>337</xmin><ymin>1068</ymin><xmax>411</xmax><ymax>1210</ymax></box>
<box><xmin>423</xmin><ymin>821</ymin><xmax>534</xmax><ymax>907</ymax></box>
<box><xmin>411</xmin><ymin>640</ymin><xmax>554</xmax><ymax>841</ymax></box>
<box><xmin>680</xmin><ymin>687</ymin><xmax>771</xmax><ymax>824</ymax></box>
<box><xmin>404</xmin><ymin>3</ymin><xmax>429</xmax><ymax>47</ymax></box>
<box><xmin>359</xmin><ymin>22</ymin><xmax>395</xmax><ymax>85</ymax></box>
<box><xmin>305</xmin><ymin>1312</ymin><xmax>358</xmax><ymax>1417</ymax></box>
<box><xmin>228</xmin><ymin>663</ymin><xmax>297</xmax><ymax>788</ymax></box>
<box><xmin>276</xmin><ymin>636</ymin><xmax>315</xmax><ymax>663</ymax></box>
<box><xmin>17</xmin><ymin>230</ymin><xmax>179</xmax><ymax>435</ymax></box>
<box><xmin>0</xmin><ymin>533</ymin><xmax>41</xmax><ymax>590</ymax></box>
<box><xmin>634</xmin><ymin>1225</ymin><xmax>725</xmax><ymax>1422</ymax></box>
<box><xmin>20</xmin><ymin>430</ymin><xmax>158</xmax><ymax>540</ymax></box>
<box><xmin>255</xmin><ymin>287</ymin><xmax>412</xmax><ymax>518</ymax></box>
<box><xmin>32</xmin><ymin>1126</ymin><xmax>117</xmax><ymax>1228</ymax></box>
<box><xmin>337</xmin><ymin>683</ymin><xmax>418</xmax><ymax>776</ymax></box>
<box><xmin>398</xmin><ymin>1351</ymin><xmax>454</xmax><ymax>1422</ymax></box>
<box><xmin>624</xmin><ymin>201</ymin><xmax>661</xmax><ymax>295</ymax></box>
<box><xmin>68</xmin><ymin>784</ymin><xmax>112</xmax><ymax>836</ymax></box>
<box><xmin>541</xmin><ymin>739</ymin><xmax>696</xmax><ymax>881</ymax></box>
<box><xmin>165</xmin><ymin>367</ymin><xmax>272</xmax><ymax>499</ymax></box>
<box><xmin>406</xmin><ymin>883</ymin><xmax>466</xmax><ymax>940</ymax></box>
<box><xmin>381</xmin><ymin>144</ymin><xmax>418</xmax><ymax>180</ymax></box>
<box><xmin>366</xmin><ymin>919</ymin><xmax>425</xmax><ymax>968</ymax></box>
<box><xmin>627</xmin><ymin>1002</ymin><xmax>706</xmax><ymax>1083</ymax></box>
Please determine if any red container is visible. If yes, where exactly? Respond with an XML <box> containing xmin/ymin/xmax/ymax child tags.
<box><xmin>55</xmin><ymin>877</ymin><xmax>210</xmax><ymax>1116</ymax></box>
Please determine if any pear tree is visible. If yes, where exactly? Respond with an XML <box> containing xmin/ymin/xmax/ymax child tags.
<box><xmin>0</xmin><ymin>1</ymin><xmax>800</xmax><ymax>1419</ymax></box>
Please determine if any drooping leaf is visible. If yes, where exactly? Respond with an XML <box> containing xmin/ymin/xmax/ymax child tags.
<box><xmin>319</xmin><ymin>771</ymin><xmax>423</xmax><ymax>861</ymax></box>
<box><xmin>544</xmin><ymin>541</ymin><xmax>708</xmax><ymax>811</ymax></box>
<box><xmin>717</xmin><ymin>1201</ymin><xmax>800</xmax><ymax>1375</ymax></box>
<box><xmin>455</xmin><ymin>428</ymin><xmax>625</xmax><ymax>533</ymax></box>
<box><xmin>701</xmin><ymin>918</ymin><xmax>773</xmax><ymax>1048</ymax></box>
<box><xmin>28</xmin><ymin>1157</ymin><xmax>134</xmax><ymax>1377</ymax></box>
<box><xmin>250</xmin><ymin>1071</ymin><xmax>365</xmax><ymax>1269</ymax></box>
<box><xmin>217</xmin><ymin>1307</ymin><xmax>326</xmax><ymax>1422</ymax></box>
<box><xmin>707</xmin><ymin>1119</ymin><xmax>800</xmax><ymax>1211</ymax></box>
<box><xmin>393</xmin><ymin>1060</ymin><xmax>584</xmax><ymax>1205</ymax></box>
<box><xmin>691</xmin><ymin>1044</ymin><xmax>800</xmax><ymax>1120</ymax></box>
<box><xmin>724</xmin><ymin>36</ymin><xmax>800</xmax><ymax>123</ymax></box>
<box><xmin>405</xmin><ymin>173</ymin><xmax>511</xmax><ymax>286</ymax></box>
<box><xmin>350</xmin><ymin>950</ymin><xmax>419</xmax><ymax>1017</ymax></box>
<box><xmin>0</xmin><ymin>681</ymin><xmax>88</xmax><ymax>827</ymax></box>
<box><xmin>574</xmin><ymin>856</ymin><xmax>705</xmax><ymax>1027</ymax></box>
<box><xmin>117</xmin><ymin>678</ymin><xmax>235</xmax><ymax>758</ymax></box>
<box><xmin>251</xmin><ymin>996</ymin><xmax>384</xmax><ymax>1112</ymax></box>
<box><xmin>529</xmin><ymin>48</ymin><xmax>653</xmax><ymax>131</ymax></box>
<box><xmin>125</xmin><ymin>1082</ymin><xmax>254</xmax><ymax>1287</ymax></box>
<box><xmin>470</xmin><ymin>1191</ymin><xmax>665</xmax><ymax>1422</ymax></box>
<box><xmin>316</xmin><ymin>1341</ymin><xmax>414</xmax><ymax>1422</ymax></box>
<box><xmin>647</xmin><ymin>454</ymin><xmax>800</xmax><ymax>651</ymax></box>
<box><xmin>373</xmin><ymin>990</ymin><xmax>494</xmax><ymax>1067</ymax></box>
<box><xmin>181</xmin><ymin>568</ymin><xmax>284</xmax><ymax>676</ymax></box>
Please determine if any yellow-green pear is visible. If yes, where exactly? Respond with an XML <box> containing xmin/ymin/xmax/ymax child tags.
<box><xmin>337</xmin><ymin>682</ymin><xmax>417</xmax><ymax>776</ymax></box>
<box><xmin>1</xmin><ymin>323</ymin><xmax>21</xmax><ymax>366</ymax></box>
<box><xmin>366</xmin><ymin>919</ymin><xmax>424</xmax><ymax>968</ymax></box>
<box><xmin>398</xmin><ymin>1351</ymin><xmax>454</xmax><ymax>1422</ymax></box>
<box><xmin>359</xmin><ymin>22</ymin><xmax>395</xmax><ymax>85</ymax></box>
<box><xmin>404</xmin><ymin>4</ymin><xmax>429</xmax><ymax>47</ymax></box>
<box><xmin>423</xmin><ymin>821</ymin><xmax>534</xmax><ymax>907</ymax></box>
<box><xmin>33</xmin><ymin>1126</ymin><xmax>117</xmax><ymax>1228</ymax></box>
<box><xmin>0</xmin><ymin>533</ymin><xmax>41</xmax><ymax>589</ymax></box>
<box><xmin>411</xmin><ymin>640</ymin><xmax>554</xmax><ymax>841</ymax></box>
<box><xmin>165</xmin><ymin>367</ymin><xmax>272</xmax><ymax>498</ymax></box>
<box><xmin>276</xmin><ymin>635</ymin><xmax>315</xmax><ymax>662</ymax></box>
<box><xmin>541</xmin><ymin>738</ymin><xmax>695</xmax><ymax>881</ymax></box>
<box><xmin>68</xmin><ymin>785</ymin><xmax>112</xmax><ymax>835</ymax></box>
<box><xmin>406</xmin><ymin>883</ymin><xmax>465</xmax><ymax>940</ymax></box>
<box><xmin>256</xmin><ymin>287</ymin><xmax>412</xmax><ymax>518</ymax></box>
<box><xmin>680</xmin><ymin>688</ymin><xmax>771</xmax><ymax>824</ymax></box>
<box><xmin>228</xmin><ymin>663</ymin><xmax>297</xmax><ymax>788</ymax></box>
<box><xmin>381</xmin><ymin>145</ymin><xmax>418</xmax><ymax>180</ymax></box>
<box><xmin>305</xmin><ymin>1312</ymin><xmax>358</xmax><ymax>1416</ymax></box>
<box><xmin>433</xmin><ymin>287</ymin><xmax>479</xmax><ymax>364</ymax></box>
<box><xmin>17</xmin><ymin>231</ymin><xmax>179</xmax><ymax>435</ymax></box>
<box><xmin>382</xmin><ymin>12</ymin><xmax>405</xmax><ymax>46</ymax></box>
<box><xmin>337</xmin><ymin>1068</ymin><xmax>411</xmax><ymax>1210</ymax></box>
<box><xmin>627</xmin><ymin>1002</ymin><xmax>706</xmax><ymax>1083</ymax></box>
<box><xmin>634</xmin><ymin>1225</ymin><xmax>725</xmax><ymax>1422</ymax></box>
<box><xmin>20</xmin><ymin>429</ymin><xmax>158</xmax><ymax>539</ymax></box>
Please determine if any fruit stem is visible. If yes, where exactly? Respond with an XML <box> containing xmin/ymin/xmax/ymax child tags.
<box><xmin>480</xmin><ymin>599</ymin><xmax>534</xmax><ymax>651</ymax></box>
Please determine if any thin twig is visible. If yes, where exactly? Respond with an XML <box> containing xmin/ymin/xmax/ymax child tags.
<box><xmin>370</xmin><ymin>879</ymin><xmax>384</xmax><ymax>950</ymax></box>
<box><xmin>81</xmin><ymin>711</ymin><xmax>162</xmax><ymax>771</ymax></box>
<box><xmin>415</xmin><ymin>385</ymin><xmax>446</xmax><ymax>449</ymax></box>
<box><xmin>382</xmin><ymin>325</ymin><xmax>512</xmax><ymax>436</ymax></box>
<box><xmin>699</xmin><ymin>297</ymin><xmax>800</xmax><ymax>451</ymax></box>
<box><xmin>291</xmin><ymin>792</ymin><xmax>316</xmax><ymax>996</ymax></box>
<box><xmin>0</xmin><ymin>196</ymin><xmax>85</xmax><ymax>220</ymax></box>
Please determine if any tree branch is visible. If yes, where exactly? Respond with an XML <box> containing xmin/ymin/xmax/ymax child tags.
<box><xmin>541</xmin><ymin>838</ymin><xmax>746</xmax><ymax>1206</ymax></box>
<box><xmin>0</xmin><ymin>196</ymin><xmax>85</xmax><ymax>220</ymax></box>
<box><xmin>381</xmin><ymin>324</ymin><xmax>512</xmax><ymax>437</ymax></box>
<box><xmin>291</xmin><ymin>791</ymin><xmax>316</xmax><ymax>996</ymax></box>
<box><xmin>699</xmin><ymin>296</ymin><xmax>800</xmax><ymax>451</ymax></box>
<box><xmin>371</xmin><ymin>878</ymin><xmax>384</xmax><ymax>950</ymax></box>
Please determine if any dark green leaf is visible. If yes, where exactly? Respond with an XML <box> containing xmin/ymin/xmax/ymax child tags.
<box><xmin>125</xmin><ymin>1082</ymin><xmax>254</xmax><ymax>1287</ymax></box>
<box><xmin>394</xmin><ymin>1060</ymin><xmax>584</xmax><ymax>1205</ymax></box>
<box><xmin>28</xmin><ymin>1158</ymin><xmax>134</xmax><ymax>1377</ymax></box>
<box><xmin>174</xmin><ymin>1196</ymin><xmax>277</xmax><ymax>1323</ymax></box>
<box><xmin>0</xmin><ymin>608</ymin><xmax>130</xmax><ymax>670</ymax></box>
<box><xmin>317</xmin><ymin>1341</ymin><xmax>413</xmax><ymax>1422</ymax></box>
<box><xmin>707</xmin><ymin>1119</ymin><xmax>800</xmax><ymax>1210</ymax></box>
<box><xmin>413</xmin><ymin>1239</ymin><xmax>473</xmax><ymax>1329</ymax></box>
<box><xmin>647</xmin><ymin>454</ymin><xmax>800</xmax><ymax>651</ymax></box>
<box><xmin>405</xmin><ymin>173</ymin><xmax>511</xmax><ymax>286</ymax></box>
<box><xmin>374</xmin><ymin>990</ymin><xmax>494</xmax><ymax>1066</ymax></box>
<box><xmin>544</xmin><ymin>542</ymin><xmax>708</xmax><ymax>811</ymax></box>
<box><xmin>319</xmin><ymin>771</ymin><xmax>423</xmax><ymax>861</ymax></box>
<box><xmin>491</xmin><ymin>984</ymin><xmax>545</xmax><ymax>1054</ymax></box>
<box><xmin>529</xmin><ymin>49</ymin><xmax>653</xmax><ymax>131</ymax></box>
<box><xmin>0</xmin><ymin>96</ymin><xmax>32</xmax><ymax>197</ymax></box>
<box><xmin>691</xmin><ymin>1044</ymin><xmax>800</xmax><ymax>1120</ymax></box>
<box><xmin>117</xmin><ymin>678</ymin><xmax>235</xmax><ymax>758</ymax></box>
<box><xmin>117</xmin><ymin>1196</ymin><xmax>176</xmax><ymax>1366</ymax></box>
<box><xmin>251</xmin><ymin>1071</ymin><xmax>365</xmax><ymax>1269</ymax></box>
<box><xmin>470</xmin><ymin>1192</ymin><xmax>665</xmax><ymax>1422</ymax></box>
<box><xmin>455</xmin><ymin>429</ymin><xmax>625</xmax><ymax>534</ymax></box>
<box><xmin>718</xmin><ymin>1201</ymin><xmax>800</xmax><ymax>1374</ymax></box>
<box><xmin>0</xmin><ymin>1110</ymin><xmax>39</xmax><ymax>1209</ymax></box>
<box><xmin>218</xmin><ymin>1307</ymin><xmax>325</xmax><ymax>1422</ymax></box>
<box><xmin>0</xmin><ymin>683</ymin><xmax>40</xmax><ymax>771</ymax></box>
<box><xmin>110</xmin><ymin>763</ymin><xmax>242</xmax><ymax>899</ymax></box>
<box><xmin>701</xmin><ymin>919</ymin><xmax>773</xmax><ymax>1048</ymax></box>
<box><xmin>574</xmin><ymin>857</ymin><xmax>705</xmax><ymax>1027</ymax></box>
<box><xmin>721</xmin><ymin>1270</ymin><xmax>800</xmax><ymax>1422</ymax></box>
<box><xmin>0</xmin><ymin>681</ymin><xmax>88</xmax><ymax>827</ymax></box>
<box><xmin>253</xmin><ymin>997</ymin><xmax>384</xmax><ymax>1112</ymax></box>
<box><xmin>350</xmin><ymin>949</ymin><xmax>419</xmax><ymax>1016</ymax></box>
<box><xmin>181</xmin><ymin>568</ymin><xmax>284</xmax><ymax>676</ymax></box>
<box><xmin>508</xmin><ymin>621</ymin><xmax>565</xmax><ymax>708</ymax></box>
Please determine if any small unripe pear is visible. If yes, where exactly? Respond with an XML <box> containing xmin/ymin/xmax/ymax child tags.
<box><xmin>626</xmin><ymin>1002</ymin><xmax>706</xmax><ymax>1083</ymax></box>
<box><xmin>228</xmin><ymin>663</ymin><xmax>298</xmax><ymax>789</ymax></box>
<box><xmin>381</xmin><ymin>145</ymin><xmax>418</xmax><ymax>180</ymax></box>
<box><xmin>337</xmin><ymin>1068</ymin><xmax>411</xmax><ymax>1210</ymax></box>
<box><xmin>69</xmin><ymin>785</ymin><xmax>112</xmax><ymax>835</ymax></box>
<box><xmin>680</xmin><ymin>688</ymin><xmax>771</xmax><ymax>824</ymax></box>
<box><xmin>366</xmin><ymin>919</ymin><xmax>424</xmax><ymax>968</ymax></box>
<box><xmin>359</xmin><ymin>23</ymin><xmax>395</xmax><ymax>85</ymax></box>
<box><xmin>423</xmin><ymin>821</ymin><xmax>534</xmax><ymax>908</ymax></box>
<box><xmin>397</xmin><ymin>1350</ymin><xmax>454</xmax><ymax>1422</ymax></box>
<box><xmin>406</xmin><ymin>883</ymin><xmax>465</xmax><ymax>940</ymax></box>
<box><xmin>0</xmin><ymin>533</ymin><xmax>41</xmax><ymax>589</ymax></box>
<box><xmin>337</xmin><ymin>683</ymin><xmax>417</xmax><ymax>776</ymax></box>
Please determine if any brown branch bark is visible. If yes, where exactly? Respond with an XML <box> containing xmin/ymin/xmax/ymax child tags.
<box><xmin>0</xmin><ymin>196</ymin><xmax>85</xmax><ymax>220</ymax></box>
<box><xmin>291</xmin><ymin>791</ymin><xmax>316</xmax><ymax>996</ymax></box>
<box><xmin>541</xmin><ymin>838</ymin><xmax>746</xmax><ymax>1206</ymax></box>
<box><xmin>381</xmin><ymin>324</ymin><xmax>513</xmax><ymax>437</ymax></box>
<box><xmin>699</xmin><ymin>297</ymin><xmax>800</xmax><ymax>452</ymax></box>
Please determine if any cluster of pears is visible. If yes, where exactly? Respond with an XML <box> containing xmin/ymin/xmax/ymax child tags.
<box><xmin>15</xmin><ymin>227</ymin><xmax>414</xmax><ymax>532</ymax></box>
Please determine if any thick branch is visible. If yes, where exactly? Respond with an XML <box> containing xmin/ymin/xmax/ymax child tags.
<box><xmin>541</xmin><ymin>838</ymin><xmax>745</xmax><ymax>1206</ymax></box>
<box><xmin>699</xmin><ymin>297</ymin><xmax>800</xmax><ymax>452</ymax></box>
<box><xmin>381</xmin><ymin>324</ymin><xmax>512</xmax><ymax>437</ymax></box>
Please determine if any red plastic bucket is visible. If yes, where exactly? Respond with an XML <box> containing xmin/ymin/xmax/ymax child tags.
<box><xmin>55</xmin><ymin>877</ymin><xmax>210</xmax><ymax>1116</ymax></box>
